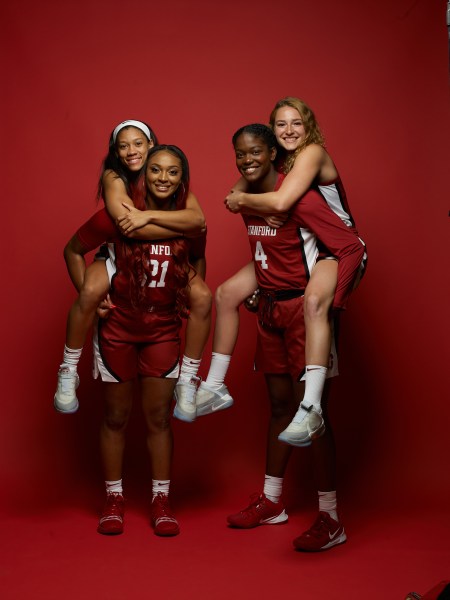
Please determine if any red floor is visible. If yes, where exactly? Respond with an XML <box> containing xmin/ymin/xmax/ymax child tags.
<box><xmin>2</xmin><ymin>496</ymin><xmax>448</xmax><ymax>600</ymax></box>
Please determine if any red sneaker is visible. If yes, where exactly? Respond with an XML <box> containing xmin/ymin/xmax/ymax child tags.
<box><xmin>293</xmin><ymin>511</ymin><xmax>346</xmax><ymax>552</ymax></box>
<box><xmin>227</xmin><ymin>493</ymin><xmax>288</xmax><ymax>528</ymax></box>
<box><xmin>97</xmin><ymin>493</ymin><xmax>124</xmax><ymax>535</ymax></box>
<box><xmin>151</xmin><ymin>493</ymin><xmax>180</xmax><ymax>537</ymax></box>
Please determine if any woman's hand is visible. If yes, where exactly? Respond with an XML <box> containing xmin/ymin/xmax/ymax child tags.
<box><xmin>224</xmin><ymin>189</ymin><xmax>244</xmax><ymax>213</ymax></box>
<box><xmin>263</xmin><ymin>213</ymin><xmax>289</xmax><ymax>229</ymax></box>
<box><xmin>116</xmin><ymin>202</ymin><xmax>150</xmax><ymax>235</ymax></box>
<box><xmin>97</xmin><ymin>294</ymin><xmax>116</xmax><ymax>319</ymax></box>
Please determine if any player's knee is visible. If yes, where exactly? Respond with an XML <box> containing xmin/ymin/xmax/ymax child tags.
<box><xmin>103</xmin><ymin>411</ymin><xmax>129</xmax><ymax>432</ymax></box>
<box><xmin>79</xmin><ymin>279</ymin><xmax>107</xmax><ymax>307</ymax></box>
<box><xmin>304</xmin><ymin>290</ymin><xmax>332</xmax><ymax>321</ymax></box>
<box><xmin>190</xmin><ymin>281</ymin><xmax>212</xmax><ymax>315</ymax></box>
<box><xmin>147</xmin><ymin>411</ymin><xmax>171</xmax><ymax>433</ymax></box>
<box><xmin>215</xmin><ymin>280</ymin><xmax>238</xmax><ymax>311</ymax></box>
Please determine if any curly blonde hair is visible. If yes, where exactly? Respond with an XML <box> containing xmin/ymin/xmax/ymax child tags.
<box><xmin>269</xmin><ymin>97</ymin><xmax>325</xmax><ymax>173</ymax></box>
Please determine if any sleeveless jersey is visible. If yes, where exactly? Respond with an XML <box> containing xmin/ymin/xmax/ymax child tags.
<box><xmin>244</xmin><ymin>174</ymin><xmax>365</xmax><ymax>309</ymax></box>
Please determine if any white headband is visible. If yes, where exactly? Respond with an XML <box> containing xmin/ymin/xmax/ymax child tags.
<box><xmin>112</xmin><ymin>120</ymin><xmax>152</xmax><ymax>143</ymax></box>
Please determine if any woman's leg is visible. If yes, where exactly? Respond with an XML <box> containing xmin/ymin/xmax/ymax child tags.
<box><xmin>97</xmin><ymin>380</ymin><xmax>133</xmax><ymax>536</ymax></box>
<box><xmin>174</xmin><ymin>274</ymin><xmax>212</xmax><ymax>418</ymax></box>
<box><xmin>140</xmin><ymin>377</ymin><xmax>175</xmax><ymax>480</ymax></box>
<box><xmin>100</xmin><ymin>381</ymin><xmax>134</xmax><ymax>481</ymax></box>
<box><xmin>196</xmin><ymin>262</ymin><xmax>258</xmax><ymax>416</ymax></box>
<box><xmin>227</xmin><ymin>374</ymin><xmax>299</xmax><ymax>528</ymax></box>
<box><xmin>54</xmin><ymin>260</ymin><xmax>111</xmax><ymax>414</ymax></box>
<box><xmin>66</xmin><ymin>260</ymin><xmax>111</xmax><ymax>350</ymax></box>
<box><xmin>212</xmin><ymin>261</ymin><xmax>258</xmax><ymax>356</ymax></box>
<box><xmin>278</xmin><ymin>260</ymin><xmax>338</xmax><ymax>435</ymax></box>
<box><xmin>183</xmin><ymin>274</ymin><xmax>212</xmax><ymax>361</ymax></box>
<box><xmin>141</xmin><ymin>376</ymin><xmax>179</xmax><ymax>536</ymax></box>
<box><xmin>293</xmin><ymin>382</ymin><xmax>346</xmax><ymax>552</ymax></box>
<box><xmin>303</xmin><ymin>259</ymin><xmax>337</xmax><ymax>368</ymax></box>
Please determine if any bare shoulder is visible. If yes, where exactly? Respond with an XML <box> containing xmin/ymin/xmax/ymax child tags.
<box><xmin>102</xmin><ymin>169</ymin><xmax>125</xmax><ymax>189</ymax></box>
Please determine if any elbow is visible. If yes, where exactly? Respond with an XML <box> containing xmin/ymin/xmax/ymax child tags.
<box><xmin>193</xmin><ymin>215</ymin><xmax>206</xmax><ymax>233</ymax></box>
<box><xmin>273</xmin><ymin>200</ymin><xmax>290</xmax><ymax>213</ymax></box>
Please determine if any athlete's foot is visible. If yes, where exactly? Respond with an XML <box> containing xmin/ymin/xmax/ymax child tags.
<box><xmin>293</xmin><ymin>512</ymin><xmax>346</xmax><ymax>552</ymax></box>
<box><xmin>278</xmin><ymin>403</ymin><xmax>325</xmax><ymax>447</ymax></box>
<box><xmin>54</xmin><ymin>366</ymin><xmax>79</xmax><ymax>414</ymax></box>
<box><xmin>173</xmin><ymin>376</ymin><xmax>200</xmax><ymax>422</ymax></box>
<box><xmin>196</xmin><ymin>382</ymin><xmax>234</xmax><ymax>416</ymax></box>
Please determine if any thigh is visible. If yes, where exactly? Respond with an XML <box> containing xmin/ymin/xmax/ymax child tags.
<box><xmin>103</xmin><ymin>380</ymin><xmax>134</xmax><ymax>421</ymax></box>
<box><xmin>140</xmin><ymin>376</ymin><xmax>176</xmax><ymax>424</ymax></box>
<box><xmin>216</xmin><ymin>262</ymin><xmax>258</xmax><ymax>306</ymax></box>
<box><xmin>306</xmin><ymin>258</ymin><xmax>338</xmax><ymax>302</ymax></box>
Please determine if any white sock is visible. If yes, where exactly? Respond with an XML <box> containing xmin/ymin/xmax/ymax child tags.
<box><xmin>105</xmin><ymin>479</ymin><xmax>123</xmax><ymax>495</ymax></box>
<box><xmin>178</xmin><ymin>356</ymin><xmax>201</xmax><ymax>383</ymax></box>
<box><xmin>263</xmin><ymin>474</ymin><xmax>283</xmax><ymax>503</ymax></box>
<box><xmin>62</xmin><ymin>345</ymin><xmax>83</xmax><ymax>370</ymax></box>
<box><xmin>318</xmin><ymin>490</ymin><xmax>338</xmax><ymax>521</ymax></box>
<box><xmin>152</xmin><ymin>479</ymin><xmax>170</xmax><ymax>500</ymax></box>
<box><xmin>302</xmin><ymin>365</ymin><xmax>328</xmax><ymax>412</ymax></box>
<box><xmin>205</xmin><ymin>353</ymin><xmax>231</xmax><ymax>389</ymax></box>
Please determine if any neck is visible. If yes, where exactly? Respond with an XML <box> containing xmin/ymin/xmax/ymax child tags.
<box><xmin>248</xmin><ymin>167</ymin><xmax>278</xmax><ymax>194</ymax></box>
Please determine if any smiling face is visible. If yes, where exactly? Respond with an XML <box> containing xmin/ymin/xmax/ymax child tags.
<box><xmin>272</xmin><ymin>105</ymin><xmax>306</xmax><ymax>153</ymax></box>
<box><xmin>234</xmin><ymin>132</ymin><xmax>276</xmax><ymax>185</ymax></box>
<box><xmin>115</xmin><ymin>126</ymin><xmax>153</xmax><ymax>172</ymax></box>
<box><xmin>146</xmin><ymin>150</ymin><xmax>183</xmax><ymax>204</ymax></box>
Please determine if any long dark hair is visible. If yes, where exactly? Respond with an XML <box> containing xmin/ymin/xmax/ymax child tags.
<box><xmin>96</xmin><ymin>120</ymin><xmax>158</xmax><ymax>207</ymax></box>
<box><xmin>125</xmin><ymin>145</ymin><xmax>192</xmax><ymax>313</ymax></box>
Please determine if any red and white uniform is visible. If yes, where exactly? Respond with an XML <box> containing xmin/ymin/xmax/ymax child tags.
<box><xmin>246</xmin><ymin>174</ymin><xmax>365</xmax><ymax>310</ymax></box>
<box><xmin>244</xmin><ymin>174</ymin><xmax>364</xmax><ymax>380</ymax></box>
<box><xmin>75</xmin><ymin>208</ymin><xmax>206</xmax><ymax>382</ymax></box>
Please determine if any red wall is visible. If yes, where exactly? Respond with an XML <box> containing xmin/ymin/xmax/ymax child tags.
<box><xmin>1</xmin><ymin>0</ymin><xmax>449</xmax><ymax>513</ymax></box>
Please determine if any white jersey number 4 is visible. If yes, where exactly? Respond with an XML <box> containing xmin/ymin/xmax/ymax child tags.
<box><xmin>255</xmin><ymin>241</ymin><xmax>268</xmax><ymax>270</ymax></box>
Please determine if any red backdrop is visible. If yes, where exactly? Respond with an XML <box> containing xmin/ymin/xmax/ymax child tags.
<box><xmin>1</xmin><ymin>0</ymin><xmax>449</xmax><ymax>518</ymax></box>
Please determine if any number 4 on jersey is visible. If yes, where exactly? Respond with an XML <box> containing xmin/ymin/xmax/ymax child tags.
<box><xmin>255</xmin><ymin>241</ymin><xmax>268</xmax><ymax>270</ymax></box>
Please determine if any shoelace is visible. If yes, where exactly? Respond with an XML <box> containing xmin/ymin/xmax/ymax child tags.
<box><xmin>60</xmin><ymin>369</ymin><xmax>77</xmax><ymax>393</ymax></box>
<box><xmin>307</xmin><ymin>513</ymin><xmax>335</xmax><ymax>539</ymax></box>
<box><xmin>152</xmin><ymin>493</ymin><xmax>177</xmax><ymax>523</ymax></box>
<box><xmin>100</xmin><ymin>493</ymin><xmax>124</xmax><ymax>521</ymax></box>
<box><xmin>241</xmin><ymin>494</ymin><xmax>266</xmax><ymax>517</ymax></box>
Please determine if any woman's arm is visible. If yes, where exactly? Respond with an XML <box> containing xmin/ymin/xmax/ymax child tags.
<box><xmin>116</xmin><ymin>191</ymin><xmax>205</xmax><ymax>235</ymax></box>
<box><xmin>102</xmin><ymin>169</ymin><xmax>136</xmax><ymax>220</ymax></box>
<box><xmin>225</xmin><ymin>144</ymin><xmax>327</xmax><ymax>213</ymax></box>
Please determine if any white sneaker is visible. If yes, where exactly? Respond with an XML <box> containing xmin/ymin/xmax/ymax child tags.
<box><xmin>278</xmin><ymin>403</ymin><xmax>325</xmax><ymax>447</ymax></box>
<box><xmin>173</xmin><ymin>376</ymin><xmax>199</xmax><ymax>423</ymax></box>
<box><xmin>54</xmin><ymin>366</ymin><xmax>80</xmax><ymax>414</ymax></box>
<box><xmin>196</xmin><ymin>382</ymin><xmax>234</xmax><ymax>417</ymax></box>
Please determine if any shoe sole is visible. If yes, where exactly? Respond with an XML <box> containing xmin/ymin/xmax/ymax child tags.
<box><xmin>228</xmin><ymin>510</ymin><xmax>288</xmax><ymax>528</ymax></box>
<box><xmin>97</xmin><ymin>526</ymin><xmax>124</xmax><ymax>535</ymax></box>
<box><xmin>294</xmin><ymin>530</ymin><xmax>347</xmax><ymax>552</ymax></box>
<box><xmin>197</xmin><ymin>397</ymin><xmax>234</xmax><ymax>417</ymax></box>
<box><xmin>153</xmin><ymin>526</ymin><xmax>180</xmax><ymax>537</ymax></box>
<box><xmin>278</xmin><ymin>424</ymin><xmax>325</xmax><ymax>447</ymax></box>
<box><xmin>54</xmin><ymin>396</ymin><xmax>79</xmax><ymax>414</ymax></box>
<box><xmin>173</xmin><ymin>405</ymin><xmax>196</xmax><ymax>422</ymax></box>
